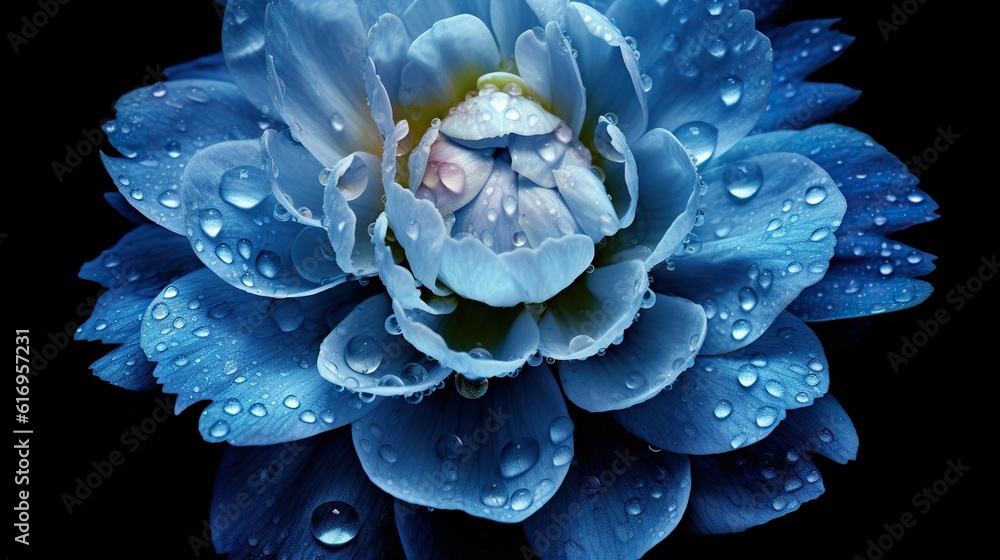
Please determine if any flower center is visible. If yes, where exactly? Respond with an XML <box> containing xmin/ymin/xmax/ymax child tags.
<box><xmin>408</xmin><ymin>77</ymin><xmax>621</xmax><ymax>254</ymax></box>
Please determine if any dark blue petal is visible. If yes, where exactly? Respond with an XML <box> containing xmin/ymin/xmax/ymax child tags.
<box><xmin>521</xmin><ymin>415</ymin><xmax>691</xmax><ymax>559</ymax></box>
<box><xmin>738</xmin><ymin>0</ymin><xmax>786</xmax><ymax>26</ymax></box>
<box><xmin>753</xmin><ymin>81</ymin><xmax>860</xmax><ymax>134</ymax></box>
<box><xmin>613</xmin><ymin>313</ymin><xmax>828</xmax><ymax>455</ymax></box>
<box><xmin>180</xmin><ymin>139</ymin><xmax>338</xmax><ymax>297</ymax></box>
<box><xmin>351</xmin><ymin>364</ymin><xmax>572</xmax><ymax>523</ymax></box>
<box><xmin>163</xmin><ymin>51</ymin><xmax>233</xmax><ymax>83</ymax></box>
<box><xmin>770</xmin><ymin>19</ymin><xmax>854</xmax><ymax>82</ymax></box>
<box><xmin>101</xmin><ymin>79</ymin><xmax>273</xmax><ymax>234</ymax></box>
<box><xmin>222</xmin><ymin>0</ymin><xmax>273</xmax><ymax>113</ymax></box>
<box><xmin>210</xmin><ymin>429</ymin><xmax>401</xmax><ymax>558</ymax></box>
<box><xmin>606</xmin><ymin>0</ymin><xmax>772</xmax><ymax>160</ymax></box>
<box><xmin>394</xmin><ymin>499</ymin><xmax>529</xmax><ymax>558</ymax></box>
<box><xmin>140</xmin><ymin>268</ymin><xmax>382</xmax><ymax>445</ymax></box>
<box><xmin>88</xmin><ymin>344</ymin><xmax>158</xmax><ymax>392</ymax></box>
<box><xmin>684</xmin><ymin>393</ymin><xmax>855</xmax><ymax>534</ymax></box>
<box><xmin>654</xmin><ymin>153</ymin><xmax>846</xmax><ymax>354</ymax></box>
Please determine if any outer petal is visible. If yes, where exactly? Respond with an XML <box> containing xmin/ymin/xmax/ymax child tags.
<box><xmin>210</xmin><ymin>429</ymin><xmax>402</xmax><ymax>558</ymax></box>
<box><xmin>222</xmin><ymin>0</ymin><xmax>272</xmax><ymax>112</ymax></box>
<box><xmin>605</xmin><ymin>0</ymin><xmax>772</xmax><ymax>160</ymax></box>
<box><xmin>491</xmin><ymin>0</ymin><xmax>569</xmax><ymax>59</ymax></box>
<box><xmin>598</xmin><ymin>128</ymin><xmax>700</xmax><ymax>268</ymax></box>
<box><xmin>521</xmin><ymin>417</ymin><xmax>691</xmax><ymax>559</ymax></box>
<box><xmin>140</xmin><ymin>268</ymin><xmax>382</xmax><ymax>444</ymax></box>
<box><xmin>101</xmin><ymin>79</ymin><xmax>272</xmax><ymax>233</ymax></box>
<box><xmin>351</xmin><ymin>364</ymin><xmax>572</xmax><ymax>523</ymax></box>
<box><xmin>265</xmin><ymin>0</ymin><xmax>379</xmax><ymax>166</ymax></box>
<box><xmin>653</xmin><ymin>152</ymin><xmax>846</xmax><ymax>354</ymax></box>
<box><xmin>612</xmin><ymin>312</ymin><xmax>829</xmax><ymax>455</ymax></box>
<box><xmin>318</xmin><ymin>293</ymin><xmax>454</xmax><ymax>396</ymax></box>
<box><xmin>538</xmin><ymin>259</ymin><xmax>648</xmax><ymax>361</ymax></box>
<box><xmin>181</xmin><ymin>139</ymin><xmax>337</xmax><ymax>297</ymax></box>
<box><xmin>684</xmin><ymin>394</ymin><xmax>856</xmax><ymax>534</ymax></box>
<box><xmin>400</xmin><ymin>0</ymin><xmax>492</xmax><ymax>38</ymax></box>
<box><xmin>514</xmin><ymin>22</ymin><xmax>587</xmax><ymax>135</ymax></box>
<box><xmin>559</xmin><ymin>294</ymin><xmax>706</xmax><ymax>412</ymax></box>
<box><xmin>367</xmin><ymin>13</ymin><xmax>413</xmax><ymax>109</ymax></box>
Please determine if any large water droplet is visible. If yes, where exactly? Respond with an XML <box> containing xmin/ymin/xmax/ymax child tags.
<box><xmin>255</xmin><ymin>250</ymin><xmax>281</xmax><ymax>279</ymax></box>
<box><xmin>756</xmin><ymin>406</ymin><xmax>778</xmax><ymax>427</ymax></box>
<box><xmin>500</xmin><ymin>437</ymin><xmax>540</xmax><ymax>478</ymax></box>
<box><xmin>220</xmin><ymin>166</ymin><xmax>270</xmax><ymax>209</ymax></box>
<box><xmin>549</xmin><ymin>416</ymin><xmax>574</xmax><ymax>444</ymax></box>
<box><xmin>199</xmin><ymin>209</ymin><xmax>224</xmax><ymax>238</ymax></box>
<box><xmin>738</xmin><ymin>287</ymin><xmax>758</xmax><ymax>311</ymax></box>
<box><xmin>209</xmin><ymin>420</ymin><xmax>230</xmax><ymax>438</ymax></box>
<box><xmin>510</xmin><ymin>488</ymin><xmax>534</xmax><ymax>511</ymax></box>
<box><xmin>673</xmin><ymin>122</ymin><xmax>719</xmax><ymax>165</ymax></box>
<box><xmin>724</xmin><ymin>162</ymin><xmax>764</xmax><ymax>199</ymax></box>
<box><xmin>737</xmin><ymin>364</ymin><xmax>759</xmax><ymax>387</ymax></box>
<box><xmin>345</xmin><ymin>335</ymin><xmax>383</xmax><ymax>374</ymax></box>
<box><xmin>310</xmin><ymin>501</ymin><xmax>360</xmax><ymax>546</ymax></box>
<box><xmin>481</xmin><ymin>480</ymin><xmax>509</xmax><ymax>507</ymax></box>
<box><xmin>720</xmin><ymin>76</ymin><xmax>744</xmax><ymax>106</ymax></box>
<box><xmin>714</xmin><ymin>399</ymin><xmax>733</xmax><ymax>419</ymax></box>
<box><xmin>804</xmin><ymin>186</ymin><xmax>828</xmax><ymax>204</ymax></box>
<box><xmin>731</xmin><ymin>320</ymin><xmax>752</xmax><ymax>341</ymax></box>
<box><xmin>624</xmin><ymin>497</ymin><xmax>646</xmax><ymax>516</ymax></box>
<box><xmin>399</xmin><ymin>363</ymin><xmax>428</xmax><ymax>385</ymax></box>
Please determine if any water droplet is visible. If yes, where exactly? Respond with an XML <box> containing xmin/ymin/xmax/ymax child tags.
<box><xmin>299</xmin><ymin>409</ymin><xmax>317</xmax><ymax>423</ymax></box>
<box><xmin>724</xmin><ymin>162</ymin><xmax>763</xmax><ymax>199</ymax></box>
<box><xmin>437</xmin><ymin>434</ymin><xmax>464</xmax><ymax>461</ymax></box>
<box><xmin>510</xmin><ymin>488</ymin><xmax>534</xmax><ymax>511</ymax></box>
<box><xmin>379</xmin><ymin>444</ymin><xmax>398</xmax><ymax>464</ymax></box>
<box><xmin>512</xmin><ymin>230</ymin><xmax>528</xmax><ymax>247</ymax></box>
<box><xmin>625</xmin><ymin>497</ymin><xmax>646</xmax><ymax>516</ymax></box>
<box><xmin>579</xmin><ymin>476</ymin><xmax>601</xmax><ymax>496</ymax></box>
<box><xmin>249</xmin><ymin>403</ymin><xmax>267</xmax><ymax>417</ymax></box>
<box><xmin>157</xmin><ymin>190</ymin><xmax>181</xmax><ymax>209</ymax></box>
<box><xmin>237</xmin><ymin>238</ymin><xmax>254</xmax><ymax>260</ymax></box>
<box><xmin>283</xmin><ymin>395</ymin><xmax>300</xmax><ymax>409</ymax></box>
<box><xmin>345</xmin><ymin>335</ymin><xmax>383</xmax><ymax>374</ymax></box>
<box><xmin>731</xmin><ymin>320</ymin><xmax>752</xmax><ymax>341</ymax></box>
<box><xmin>310</xmin><ymin>501</ymin><xmax>360</xmax><ymax>546</ymax></box>
<box><xmin>714</xmin><ymin>400</ymin><xmax>733</xmax><ymax>419</ymax></box>
<box><xmin>209</xmin><ymin>420</ymin><xmax>230</xmax><ymax>438</ymax></box>
<box><xmin>552</xmin><ymin>444</ymin><xmax>573</xmax><ymax>467</ymax></box>
<box><xmin>804</xmin><ymin>186</ymin><xmax>828</xmax><ymax>204</ymax></box>
<box><xmin>165</xmin><ymin>140</ymin><xmax>182</xmax><ymax>158</ymax></box>
<box><xmin>819</xmin><ymin>427</ymin><xmax>834</xmax><ymax>443</ymax></box>
<box><xmin>720</xmin><ymin>76</ymin><xmax>744</xmax><ymax>106</ymax></box>
<box><xmin>208</xmin><ymin>302</ymin><xmax>233</xmax><ymax>319</ymax></box>
<box><xmin>220</xmin><ymin>166</ymin><xmax>269</xmax><ymax>209</ymax></box>
<box><xmin>399</xmin><ymin>363</ymin><xmax>427</xmax><ymax>385</ymax></box>
<box><xmin>673</xmin><ymin>122</ymin><xmax>719</xmax><ymax>165</ymax></box>
<box><xmin>454</xmin><ymin>374</ymin><xmax>488</xmax><ymax>399</ymax></box>
<box><xmin>738</xmin><ymin>364</ymin><xmax>759</xmax><ymax>387</ymax></box>
<box><xmin>151</xmin><ymin>303</ymin><xmax>170</xmax><ymax>320</ymax></box>
<box><xmin>756</xmin><ymin>406</ymin><xmax>778</xmax><ymax>427</ymax></box>
<box><xmin>199</xmin><ymin>209</ymin><xmax>224</xmax><ymax>238</ymax></box>
<box><xmin>330</xmin><ymin>112</ymin><xmax>346</xmax><ymax>132</ymax></box>
<box><xmin>255</xmin><ymin>250</ymin><xmax>281</xmax><ymax>279</ymax></box>
<box><xmin>549</xmin><ymin>416</ymin><xmax>574</xmax><ymax>444</ymax></box>
<box><xmin>481</xmin><ymin>480</ymin><xmax>509</xmax><ymax>507</ymax></box>
<box><xmin>738</xmin><ymin>287</ymin><xmax>758</xmax><ymax>311</ymax></box>
<box><xmin>500</xmin><ymin>437</ymin><xmax>540</xmax><ymax>478</ymax></box>
<box><xmin>810</xmin><ymin>227</ymin><xmax>831</xmax><ymax>241</ymax></box>
<box><xmin>640</xmin><ymin>73</ymin><xmax>652</xmax><ymax>92</ymax></box>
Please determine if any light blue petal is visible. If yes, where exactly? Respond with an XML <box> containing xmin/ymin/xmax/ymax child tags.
<box><xmin>401</xmin><ymin>0</ymin><xmax>492</xmax><ymax>38</ymax></box>
<box><xmin>521</xmin><ymin>418</ymin><xmax>691</xmax><ymax>559</ymax></box>
<box><xmin>101</xmin><ymin>79</ymin><xmax>272</xmax><ymax>233</ymax></box>
<box><xmin>290</xmin><ymin>227</ymin><xmax>353</xmax><ymax>286</ymax></box>
<box><xmin>367</xmin><ymin>13</ymin><xmax>412</xmax><ymax>111</ymax></box>
<box><xmin>409</xmin><ymin>123</ymin><xmax>496</xmax><ymax>215</ymax></box>
<box><xmin>753</xmin><ymin>81</ymin><xmax>860</xmax><ymax>134</ymax></box>
<box><xmin>76</xmin><ymin>225</ymin><xmax>202</xmax><ymax>344</ymax></box>
<box><xmin>438</xmin><ymin>89</ymin><xmax>561</xmax><ymax>146</ymax></box>
<box><xmin>490</xmin><ymin>0</ymin><xmax>568</xmax><ymax>59</ymax></box>
<box><xmin>685</xmin><ymin>412</ymin><xmax>828</xmax><ymax>534</ymax></box>
<box><xmin>508</xmin><ymin>127</ymin><xmax>579</xmax><ymax>189</ymax></box>
<box><xmin>516</xmin><ymin>183</ymin><xmax>587</xmax><ymax>246</ymax></box>
<box><xmin>612</xmin><ymin>312</ymin><xmax>829</xmax><ymax>455</ymax></box>
<box><xmin>393</xmin><ymin>297</ymin><xmax>540</xmax><ymax>379</ymax></box>
<box><xmin>790</xmin><ymin>269</ymin><xmax>935</xmax><ymax>321</ymax></box>
<box><xmin>181</xmin><ymin>139</ymin><xmax>337</xmax><ymax>297</ymax></box>
<box><xmin>564</xmin><ymin>3</ymin><xmax>647</xmax><ymax>144</ymax></box>
<box><xmin>538</xmin><ymin>259</ymin><xmax>648</xmax><ymax>361</ymax></box>
<box><xmin>398</xmin><ymin>14</ymin><xmax>501</xmax><ymax>129</ymax></box>
<box><xmin>211</xmin><ymin>429</ymin><xmax>402</xmax><ymax>558</ymax></box>
<box><xmin>361</xmin><ymin>0</ymin><xmax>410</xmax><ymax>28</ymax></box>
<box><xmin>88</xmin><ymin>344</ymin><xmax>158</xmax><ymax>392</ymax></box>
<box><xmin>322</xmin><ymin>151</ymin><xmax>385</xmax><ymax>277</ymax></box>
<box><xmin>553</xmin><ymin>164</ymin><xmax>620</xmax><ymax>242</ymax></box>
<box><xmin>439</xmin><ymin>232</ymin><xmax>596</xmax><ymax>307</ymax></box>
<box><xmin>265</xmin><ymin>0</ymin><xmax>379</xmax><ymax>166</ymax></box>
<box><xmin>775</xmin><ymin>393</ymin><xmax>858</xmax><ymax>464</ymax></box>
<box><xmin>598</xmin><ymin>128</ymin><xmax>700</xmax><ymax>268</ymax></box>
<box><xmin>140</xmin><ymin>268</ymin><xmax>382</xmax><ymax>444</ymax></box>
<box><xmin>606</xmin><ymin>0</ymin><xmax>772</xmax><ymax>160</ymax></box>
<box><xmin>383</xmin><ymin>177</ymin><xmax>450</xmax><ymax>295</ymax></box>
<box><xmin>222</xmin><ymin>0</ymin><xmax>272</xmax><ymax>113</ymax></box>
<box><xmin>560</xmin><ymin>294</ymin><xmax>706</xmax><ymax>412</ymax></box>
<box><xmin>352</xmin><ymin>364</ymin><xmax>571</xmax><ymax>522</ymax></box>
<box><xmin>653</xmin><ymin>152</ymin><xmax>847</xmax><ymax>354</ymax></box>
<box><xmin>318</xmin><ymin>293</ymin><xmax>453</xmax><ymax>396</ymax></box>
<box><xmin>594</xmin><ymin>119</ymin><xmax>638</xmax><ymax>228</ymax></box>
<box><xmin>372</xmin><ymin>214</ymin><xmax>456</xmax><ymax>315</ymax></box>
<box><xmin>514</xmin><ymin>22</ymin><xmax>587</xmax><ymax>135</ymax></box>
<box><xmin>263</xmin><ymin>128</ymin><xmax>325</xmax><ymax>228</ymax></box>
<box><xmin>452</xmin><ymin>159</ymin><xmax>527</xmax><ymax>254</ymax></box>
<box><xmin>163</xmin><ymin>51</ymin><xmax>233</xmax><ymax>82</ymax></box>
<box><xmin>363</xmin><ymin>54</ymin><xmax>397</xmax><ymax>142</ymax></box>
<box><xmin>395</xmin><ymin>499</ymin><xmax>529</xmax><ymax>558</ymax></box>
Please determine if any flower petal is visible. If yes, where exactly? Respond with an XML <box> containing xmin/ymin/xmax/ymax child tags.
<box><xmin>181</xmin><ymin>139</ymin><xmax>337</xmax><ymax>297</ymax></box>
<box><xmin>88</xmin><ymin>345</ymin><xmax>158</xmax><ymax>392</ymax></box>
<box><xmin>612</xmin><ymin>312</ymin><xmax>828</xmax><ymax>455</ymax></box>
<box><xmin>521</xmin><ymin>416</ymin><xmax>691</xmax><ymax>559</ymax></box>
<box><xmin>598</xmin><ymin>128</ymin><xmax>700</xmax><ymax>268</ymax></box>
<box><xmin>393</xmin><ymin>297</ymin><xmax>540</xmax><ymax>379</ymax></box>
<box><xmin>265</xmin><ymin>0</ymin><xmax>379</xmax><ymax>166</ymax></box>
<box><xmin>318</xmin><ymin>293</ymin><xmax>454</xmax><ymax>396</ymax></box>
<box><xmin>653</xmin><ymin>152</ymin><xmax>846</xmax><ymax>354</ymax></box>
<box><xmin>538</xmin><ymin>259</ymin><xmax>648</xmax><ymax>361</ymax></box>
<box><xmin>398</xmin><ymin>14</ymin><xmax>501</xmax><ymax>130</ymax></box>
<box><xmin>400</xmin><ymin>0</ymin><xmax>492</xmax><ymax>38</ymax></box>
<box><xmin>684</xmin><ymin>393</ymin><xmax>855</xmax><ymax>534</ymax></box>
<box><xmin>514</xmin><ymin>22</ymin><xmax>587</xmax><ymax>135</ymax></box>
<box><xmin>560</xmin><ymin>294</ymin><xmax>706</xmax><ymax>412</ymax></box>
<box><xmin>367</xmin><ymin>13</ymin><xmax>413</xmax><ymax>111</ymax></box>
<box><xmin>372</xmin><ymin>214</ymin><xmax>456</xmax><ymax>315</ymax></box>
<box><xmin>210</xmin><ymin>428</ymin><xmax>402</xmax><ymax>558</ymax></box>
<box><xmin>351</xmin><ymin>364</ymin><xmax>572</xmax><ymax>523</ymax></box>
<box><xmin>221</xmin><ymin>0</ymin><xmax>272</xmax><ymax>112</ymax></box>
<box><xmin>140</xmin><ymin>268</ymin><xmax>382</xmax><ymax>444</ymax></box>
<box><xmin>101</xmin><ymin>79</ymin><xmax>272</xmax><ymax>234</ymax></box>
<box><xmin>606</xmin><ymin>0</ymin><xmax>772</xmax><ymax>159</ymax></box>
<box><xmin>290</xmin><ymin>227</ymin><xmax>353</xmax><ymax>286</ymax></box>
<box><xmin>491</xmin><ymin>0</ymin><xmax>568</xmax><ymax>59</ymax></box>
<box><xmin>564</xmin><ymin>3</ymin><xmax>647</xmax><ymax>144</ymax></box>
<box><xmin>263</xmin><ymin>128</ymin><xmax>325</xmax><ymax>228</ymax></box>
<box><xmin>322</xmin><ymin>151</ymin><xmax>385</xmax><ymax>277</ymax></box>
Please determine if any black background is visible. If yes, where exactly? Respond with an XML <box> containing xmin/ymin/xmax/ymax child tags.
<box><xmin>6</xmin><ymin>0</ymin><xmax>989</xmax><ymax>558</ymax></box>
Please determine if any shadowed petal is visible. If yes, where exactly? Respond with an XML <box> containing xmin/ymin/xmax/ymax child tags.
<box><xmin>222</xmin><ymin>0</ymin><xmax>272</xmax><ymax>112</ymax></box>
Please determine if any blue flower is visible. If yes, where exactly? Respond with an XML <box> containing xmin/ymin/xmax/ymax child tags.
<box><xmin>78</xmin><ymin>0</ymin><xmax>938</xmax><ymax>558</ymax></box>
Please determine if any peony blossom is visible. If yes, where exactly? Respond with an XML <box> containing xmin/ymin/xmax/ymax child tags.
<box><xmin>77</xmin><ymin>0</ymin><xmax>938</xmax><ymax>557</ymax></box>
